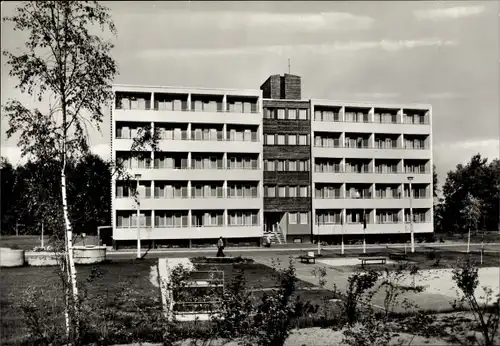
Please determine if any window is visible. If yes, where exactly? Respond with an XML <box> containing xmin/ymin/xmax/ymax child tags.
<box><xmin>288</xmin><ymin>186</ymin><xmax>297</xmax><ymax>197</ymax></box>
<box><xmin>228</xmin><ymin>211</ymin><xmax>258</xmax><ymax>226</ymax></box>
<box><xmin>288</xmin><ymin>160</ymin><xmax>297</xmax><ymax>171</ymax></box>
<box><xmin>277</xmin><ymin>109</ymin><xmax>285</xmax><ymax>119</ymax></box>
<box><xmin>288</xmin><ymin>134</ymin><xmax>297</xmax><ymax>145</ymax></box>
<box><xmin>288</xmin><ymin>109</ymin><xmax>297</xmax><ymax>120</ymax></box>
<box><xmin>300</xmin><ymin>186</ymin><xmax>308</xmax><ymax>197</ymax></box>
<box><xmin>266</xmin><ymin>186</ymin><xmax>276</xmax><ymax>197</ymax></box>
<box><xmin>289</xmin><ymin>212</ymin><xmax>297</xmax><ymax>224</ymax></box>
<box><xmin>277</xmin><ymin>134</ymin><xmax>286</xmax><ymax>145</ymax></box>
<box><xmin>278</xmin><ymin>186</ymin><xmax>286</xmax><ymax>197</ymax></box>
<box><xmin>276</xmin><ymin>160</ymin><xmax>285</xmax><ymax>171</ymax></box>
<box><xmin>299</xmin><ymin>212</ymin><xmax>308</xmax><ymax>224</ymax></box>
<box><xmin>265</xmin><ymin>134</ymin><xmax>275</xmax><ymax>145</ymax></box>
<box><xmin>299</xmin><ymin>109</ymin><xmax>308</xmax><ymax>120</ymax></box>
<box><xmin>376</xmin><ymin>211</ymin><xmax>399</xmax><ymax>224</ymax></box>
<box><xmin>298</xmin><ymin>135</ymin><xmax>307</xmax><ymax>145</ymax></box>
<box><xmin>265</xmin><ymin>160</ymin><xmax>275</xmax><ymax>171</ymax></box>
<box><xmin>264</xmin><ymin>108</ymin><xmax>273</xmax><ymax>119</ymax></box>
<box><xmin>314</xmin><ymin>110</ymin><xmax>322</xmax><ymax>121</ymax></box>
<box><xmin>243</xmin><ymin>129</ymin><xmax>252</xmax><ymax>142</ymax></box>
<box><xmin>298</xmin><ymin>160</ymin><xmax>309</xmax><ymax>171</ymax></box>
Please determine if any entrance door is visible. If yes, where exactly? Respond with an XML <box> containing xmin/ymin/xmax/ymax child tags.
<box><xmin>264</xmin><ymin>212</ymin><xmax>282</xmax><ymax>233</ymax></box>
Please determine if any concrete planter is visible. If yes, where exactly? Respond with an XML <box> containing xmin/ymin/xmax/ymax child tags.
<box><xmin>0</xmin><ymin>247</ymin><xmax>25</xmax><ymax>267</ymax></box>
<box><xmin>73</xmin><ymin>245</ymin><xmax>106</xmax><ymax>264</ymax></box>
<box><xmin>27</xmin><ymin>252</ymin><xmax>59</xmax><ymax>266</ymax></box>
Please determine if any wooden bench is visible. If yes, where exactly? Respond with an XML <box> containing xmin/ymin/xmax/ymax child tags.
<box><xmin>359</xmin><ymin>256</ymin><xmax>387</xmax><ymax>267</ymax></box>
<box><xmin>389</xmin><ymin>253</ymin><xmax>408</xmax><ymax>261</ymax></box>
<box><xmin>299</xmin><ymin>255</ymin><xmax>316</xmax><ymax>264</ymax></box>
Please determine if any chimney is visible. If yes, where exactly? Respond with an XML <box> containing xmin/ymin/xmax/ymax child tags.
<box><xmin>260</xmin><ymin>74</ymin><xmax>302</xmax><ymax>100</ymax></box>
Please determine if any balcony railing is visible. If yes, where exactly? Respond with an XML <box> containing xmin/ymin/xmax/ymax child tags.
<box><xmin>311</xmin><ymin>142</ymin><xmax>429</xmax><ymax>150</ymax></box>
<box><xmin>148</xmin><ymin>132</ymin><xmax>260</xmax><ymax>142</ymax></box>
<box><xmin>403</xmin><ymin>144</ymin><xmax>429</xmax><ymax>150</ymax></box>
<box><xmin>315</xmin><ymin>194</ymin><xmax>343</xmax><ymax>199</ymax></box>
<box><xmin>116</xmin><ymin>224</ymin><xmax>153</xmax><ymax>229</ymax></box>
<box><xmin>316</xmin><ymin>221</ymin><xmax>433</xmax><ymax>226</ymax></box>
<box><xmin>116</xmin><ymin>100</ymin><xmax>260</xmax><ymax>114</ymax></box>
<box><xmin>190</xmin><ymin>132</ymin><xmax>225</xmax><ymax>141</ymax></box>
<box><xmin>374</xmin><ymin>194</ymin><xmax>401</xmax><ymax>199</ymax></box>
<box><xmin>154</xmin><ymin>224</ymin><xmax>190</xmax><ymax>228</ymax></box>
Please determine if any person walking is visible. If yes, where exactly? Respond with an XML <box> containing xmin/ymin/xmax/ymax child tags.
<box><xmin>216</xmin><ymin>236</ymin><xmax>225</xmax><ymax>257</ymax></box>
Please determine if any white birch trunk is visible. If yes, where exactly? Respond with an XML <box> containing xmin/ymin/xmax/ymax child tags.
<box><xmin>61</xmin><ymin>159</ymin><xmax>79</xmax><ymax>336</ymax></box>
<box><xmin>63</xmin><ymin>256</ymin><xmax>71</xmax><ymax>338</ymax></box>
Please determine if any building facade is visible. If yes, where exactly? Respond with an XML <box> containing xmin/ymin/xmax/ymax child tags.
<box><xmin>111</xmin><ymin>85</ymin><xmax>264</xmax><ymax>247</ymax></box>
<box><xmin>261</xmin><ymin>75</ymin><xmax>313</xmax><ymax>244</ymax></box>
<box><xmin>110</xmin><ymin>75</ymin><xmax>433</xmax><ymax>246</ymax></box>
<box><xmin>311</xmin><ymin>99</ymin><xmax>433</xmax><ymax>243</ymax></box>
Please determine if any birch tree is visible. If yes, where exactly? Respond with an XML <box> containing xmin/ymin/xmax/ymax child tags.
<box><xmin>2</xmin><ymin>1</ymin><xmax>117</xmax><ymax>341</ymax></box>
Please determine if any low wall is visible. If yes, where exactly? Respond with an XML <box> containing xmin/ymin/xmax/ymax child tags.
<box><xmin>27</xmin><ymin>253</ymin><xmax>59</xmax><ymax>266</ymax></box>
<box><xmin>26</xmin><ymin>246</ymin><xmax>107</xmax><ymax>266</ymax></box>
<box><xmin>73</xmin><ymin>246</ymin><xmax>106</xmax><ymax>264</ymax></box>
<box><xmin>0</xmin><ymin>248</ymin><xmax>25</xmax><ymax>267</ymax></box>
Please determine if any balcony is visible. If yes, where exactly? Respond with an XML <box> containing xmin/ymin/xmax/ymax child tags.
<box><xmin>115</xmin><ymin>91</ymin><xmax>152</xmax><ymax>111</ymax></box>
<box><xmin>374</xmin><ymin>108</ymin><xmax>400</xmax><ymax>124</ymax></box>
<box><xmin>314</xmin><ymin>222</ymin><xmax>432</xmax><ymax>235</ymax></box>
<box><xmin>344</xmin><ymin>107</ymin><xmax>371</xmax><ymax>123</ymax></box>
<box><xmin>191</xmin><ymin>94</ymin><xmax>224</xmax><ymax>113</ymax></box>
<box><xmin>114</xmin><ymin>107</ymin><xmax>261</xmax><ymax>125</ymax></box>
<box><xmin>313</xmin><ymin>106</ymin><xmax>341</xmax><ymax>122</ymax></box>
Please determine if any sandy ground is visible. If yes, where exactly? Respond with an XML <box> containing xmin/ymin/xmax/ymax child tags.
<box><xmin>167</xmin><ymin>258</ymin><xmax>194</xmax><ymax>271</ymax></box>
<box><xmin>149</xmin><ymin>264</ymin><xmax>159</xmax><ymax>288</ymax></box>
<box><xmin>117</xmin><ymin>328</ymin><xmax>451</xmax><ymax>346</ymax></box>
<box><xmin>317</xmin><ymin>257</ymin><xmax>499</xmax><ymax>305</ymax></box>
<box><xmin>407</xmin><ymin>267</ymin><xmax>500</xmax><ymax>304</ymax></box>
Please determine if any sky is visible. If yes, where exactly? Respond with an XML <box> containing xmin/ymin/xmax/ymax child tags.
<box><xmin>1</xmin><ymin>1</ymin><xmax>499</xmax><ymax>188</ymax></box>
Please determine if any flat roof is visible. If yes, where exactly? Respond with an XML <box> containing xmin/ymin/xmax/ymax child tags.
<box><xmin>310</xmin><ymin>98</ymin><xmax>431</xmax><ymax>110</ymax></box>
<box><xmin>113</xmin><ymin>84</ymin><xmax>261</xmax><ymax>97</ymax></box>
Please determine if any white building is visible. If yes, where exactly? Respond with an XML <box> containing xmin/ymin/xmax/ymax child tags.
<box><xmin>311</xmin><ymin>100</ymin><xmax>433</xmax><ymax>240</ymax></box>
<box><xmin>109</xmin><ymin>78</ymin><xmax>434</xmax><ymax>247</ymax></box>
<box><xmin>110</xmin><ymin>85</ymin><xmax>264</xmax><ymax>247</ymax></box>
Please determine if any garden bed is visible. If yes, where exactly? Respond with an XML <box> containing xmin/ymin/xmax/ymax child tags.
<box><xmin>191</xmin><ymin>262</ymin><xmax>316</xmax><ymax>290</ymax></box>
<box><xmin>190</xmin><ymin>256</ymin><xmax>254</xmax><ymax>264</ymax></box>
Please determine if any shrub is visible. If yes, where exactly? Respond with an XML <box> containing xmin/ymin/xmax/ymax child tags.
<box><xmin>452</xmin><ymin>258</ymin><xmax>500</xmax><ymax>346</ymax></box>
<box><xmin>332</xmin><ymin>270</ymin><xmax>380</xmax><ymax>327</ymax></box>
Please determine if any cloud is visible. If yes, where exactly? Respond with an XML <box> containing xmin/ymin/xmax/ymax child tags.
<box><xmin>334</xmin><ymin>92</ymin><xmax>400</xmax><ymax>99</ymax></box>
<box><xmin>424</xmin><ymin>92</ymin><xmax>461</xmax><ymax>100</ymax></box>
<box><xmin>120</xmin><ymin>10</ymin><xmax>374</xmax><ymax>33</ymax></box>
<box><xmin>137</xmin><ymin>38</ymin><xmax>458</xmax><ymax>59</ymax></box>
<box><xmin>452</xmin><ymin>139</ymin><xmax>500</xmax><ymax>153</ymax></box>
<box><xmin>414</xmin><ymin>6</ymin><xmax>485</xmax><ymax>21</ymax></box>
<box><xmin>228</xmin><ymin>11</ymin><xmax>374</xmax><ymax>32</ymax></box>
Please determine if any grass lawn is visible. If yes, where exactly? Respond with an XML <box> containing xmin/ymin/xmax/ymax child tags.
<box><xmin>435</xmin><ymin>231</ymin><xmax>500</xmax><ymax>243</ymax></box>
<box><xmin>0</xmin><ymin>259</ymin><xmax>159</xmax><ymax>345</ymax></box>
<box><xmin>0</xmin><ymin>235</ymin><xmax>51</xmax><ymax>250</ymax></box>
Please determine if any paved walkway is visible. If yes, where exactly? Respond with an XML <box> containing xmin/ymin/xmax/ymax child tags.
<box><xmin>107</xmin><ymin>242</ymin><xmax>500</xmax><ymax>254</ymax></box>
<box><xmin>254</xmin><ymin>255</ymin><xmax>463</xmax><ymax>313</ymax></box>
